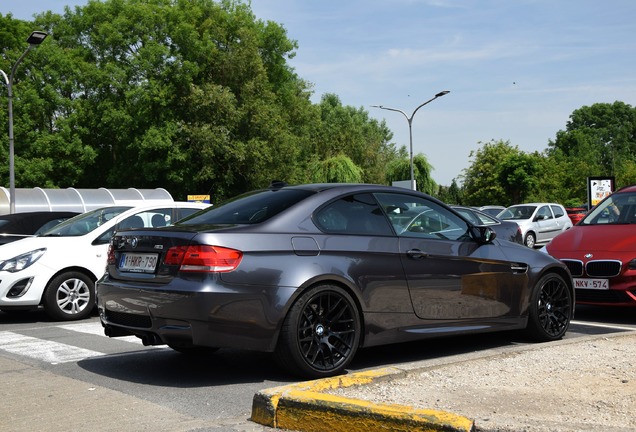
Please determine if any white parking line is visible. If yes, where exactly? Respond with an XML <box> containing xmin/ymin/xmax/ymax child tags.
<box><xmin>571</xmin><ymin>320</ymin><xmax>636</xmax><ymax>332</ymax></box>
<box><xmin>0</xmin><ymin>331</ymin><xmax>103</xmax><ymax>364</ymax></box>
<box><xmin>58</xmin><ymin>322</ymin><xmax>141</xmax><ymax>344</ymax></box>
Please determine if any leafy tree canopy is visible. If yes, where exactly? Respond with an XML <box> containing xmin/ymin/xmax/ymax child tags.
<box><xmin>0</xmin><ymin>0</ymin><xmax>398</xmax><ymax>202</ymax></box>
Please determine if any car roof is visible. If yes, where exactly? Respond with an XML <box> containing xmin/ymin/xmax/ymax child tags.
<box><xmin>508</xmin><ymin>203</ymin><xmax>562</xmax><ymax>207</ymax></box>
<box><xmin>614</xmin><ymin>184</ymin><xmax>636</xmax><ymax>193</ymax></box>
<box><xmin>0</xmin><ymin>211</ymin><xmax>80</xmax><ymax>234</ymax></box>
<box><xmin>90</xmin><ymin>202</ymin><xmax>209</xmax><ymax>212</ymax></box>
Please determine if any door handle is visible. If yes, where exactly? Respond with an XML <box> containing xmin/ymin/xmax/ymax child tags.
<box><xmin>407</xmin><ymin>249</ymin><xmax>428</xmax><ymax>259</ymax></box>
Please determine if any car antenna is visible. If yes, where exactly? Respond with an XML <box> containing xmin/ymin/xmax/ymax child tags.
<box><xmin>269</xmin><ymin>180</ymin><xmax>287</xmax><ymax>189</ymax></box>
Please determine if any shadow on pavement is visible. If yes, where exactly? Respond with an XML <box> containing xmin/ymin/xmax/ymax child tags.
<box><xmin>77</xmin><ymin>347</ymin><xmax>293</xmax><ymax>387</ymax></box>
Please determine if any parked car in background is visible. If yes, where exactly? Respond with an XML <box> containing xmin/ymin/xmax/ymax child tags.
<box><xmin>452</xmin><ymin>206</ymin><xmax>523</xmax><ymax>244</ymax></box>
<box><xmin>0</xmin><ymin>211</ymin><xmax>79</xmax><ymax>245</ymax></box>
<box><xmin>0</xmin><ymin>202</ymin><xmax>209</xmax><ymax>321</ymax></box>
<box><xmin>498</xmin><ymin>203</ymin><xmax>573</xmax><ymax>248</ymax></box>
<box><xmin>565</xmin><ymin>207</ymin><xmax>588</xmax><ymax>225</ymax></box>
<box><xmin>478</xmin><ymin>205</ymin><xmax>506</xmax><ymax>217</ymax></box>
<box><xmin>97</xmin><ymin>183</ymin><xmax>573</xmax><ymax>378</ymax></box>
<box><xmin>546</xmin><ymin>185</ymin><xmax>636</xmax><ymax>306</ymax></box>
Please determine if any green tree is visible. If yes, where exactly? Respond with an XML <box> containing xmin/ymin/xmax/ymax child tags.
<box><xmin>1</xmin><ymin>1</ymin><xmax>398</xmax><ymax>202</ymax></box>
<box><xmin>0</xmin><ymin>14</ymin><xmax>97</xmax><ymax>188</ymax></box>
<box><xmin>310</xmin><ymin>94</ymin><xmax>397</xmax><ymax>185</ymax></box>
<box><xmin>497</xmin><ymin>151</ymin><xmax>540</xmax><ymax>204</ymax></box>
<box><xmin>547</xmin><ymin>101</ymin><xmax>636</xmax><ymax>194</ymax></box>
<box><xmin>385</xmin><ymin>153</ymin><xmax>437</xmax><ymax>195</ymax></box>
<box><xmin>21</xmin><ymin>0</ymin><xmax>320</xmax><ymax>200</ymax></box>
<box><xmin>308</xmin><ymin>154</ymin><xmax>363</xmax><ymax>183</ymax></box>
<box><xmin>462</xmin><ymin>140</ymin><xmax>515</xmax><ymax>206</ymax></box>
<box><xmin>436</xmin><ymin>179</ymin><xmax>463</xmax><ymax>204</ymax></box>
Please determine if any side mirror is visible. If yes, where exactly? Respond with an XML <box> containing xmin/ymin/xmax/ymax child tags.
<box><xmin>471</xmin><ymin>226</ymin><xmax>497</xmax><ymax>244</ymax></box>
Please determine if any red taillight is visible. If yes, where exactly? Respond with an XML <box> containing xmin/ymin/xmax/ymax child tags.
<box><xmin>107</xmin><ymin>244</ymin><xmax>115</xmax><ymax>265</ymax></box>
<box><xmin>164</xmin><ymin>245</ymin><xmax>242</xmax><ymax>272</ymax></box>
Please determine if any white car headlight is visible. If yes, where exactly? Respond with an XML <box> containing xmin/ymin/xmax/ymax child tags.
<box><xmin>0</xmin><ymin>248</ymin><xmax>46</xmax><ymax>273</ymax></box>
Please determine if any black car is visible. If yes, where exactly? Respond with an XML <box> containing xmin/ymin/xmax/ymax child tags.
<box><xmin>97</xmin><ymin>184</ymin><xmax>574</xmax><ymax>378</ymax></box>
<box><xmin>0</xmin><ymin>211</ymin><xmax>79</xmax><ymax>245</ymax></box>
<box><xmin>452</xmin><ymin>206</ymin><xmax>523</xmax><ymax>244</ymax></box>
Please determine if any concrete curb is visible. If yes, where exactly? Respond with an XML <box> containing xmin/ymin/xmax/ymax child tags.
<box><xmin>250</xmin><ymin>367</ymin><xmax>475</xmax><ymax>432</ymax></box>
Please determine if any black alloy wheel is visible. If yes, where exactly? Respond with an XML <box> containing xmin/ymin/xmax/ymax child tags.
<box><xmin>275</xmin><ymin>285</ymin><xmax>361</xmax><ymax>378</ymax></box>
<box><xmin>525</xmin><ymin>273</ymin><xmax>572</xmax><ymax>341</ymax></box>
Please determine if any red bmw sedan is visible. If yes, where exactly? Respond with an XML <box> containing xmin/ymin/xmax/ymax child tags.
<box><xmin>546</xmin><ymin>185</ymin><xmax>636</xmax><ymax>306</ymax></box>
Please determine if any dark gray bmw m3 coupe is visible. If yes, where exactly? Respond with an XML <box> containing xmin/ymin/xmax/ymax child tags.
<box><xmin>97</xmin><ymin>183</ymin><xmax>574</xmax><ymax>378</ymax></box>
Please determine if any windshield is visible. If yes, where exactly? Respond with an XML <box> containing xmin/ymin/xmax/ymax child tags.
<box><xmin>41</xmin><ymin>206</ymin><xmax>132</xmax><ymax>237</ymax></box>
<box><xmin>177</xmin><ymin>189</ymin><xmax>315</xmax><ymax>225</ymax></box>
<box><xmin>581</xmin><ymin>192</ymin><xmax>636</xmax><ymax>225</ymax></box>
<box><xmin>498</xmin><ymin>205</ymin><xmax>536</xmax><ymax>221</ymax></box>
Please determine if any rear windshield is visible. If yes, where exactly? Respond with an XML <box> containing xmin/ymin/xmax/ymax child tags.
<box><xmin>41</xmin><ymin>206</ymin><xmax>132</xmax><ymax>237</ymax></box>
<box><xmin>176</xmin><ymin>189</ymin><xmax>314</xmax><ymax>225</ymax></box>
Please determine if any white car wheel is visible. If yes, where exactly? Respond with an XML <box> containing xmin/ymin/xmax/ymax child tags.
<box><xmin>43</xmin><ymin>272</ymin><xmax>95</xmax><ymax>321</ymax></box>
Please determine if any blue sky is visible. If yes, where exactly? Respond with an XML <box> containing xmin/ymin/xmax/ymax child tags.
<box><xmin>3</xmin><ymin>1</ymin><xmax>636</xmax><ymax>186</ymax></box>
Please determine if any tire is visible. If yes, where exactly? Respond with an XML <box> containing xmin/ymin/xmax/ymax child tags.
<box><xmin>275</xmin><ymin>284</ymin><xmax>361</xmax><ymax>379</ymax></box>
<box><xmin>524</xmin><ymin>232</ymin><xmax>536</xmax><ymax>248</ymax></box>
<box><xmin>42</xmin><ymin>272</ymin><xmax>95</xmax><ymax>321</ymax></box>
<box><xmin>525</xmin><ymin>273</ymin><xmax>572</xmax><ymax>342</ymax></box>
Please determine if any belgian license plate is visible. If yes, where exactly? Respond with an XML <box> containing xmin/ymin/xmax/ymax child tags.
<box><xmin>573</xmin><ymin>278</ymin><xmax>609</xmax><ymax>290</ymax></box>
<box><xmin>119</xmin><ymin>253</ymin><xmax>158</xmax><ymax>273</ymax></box>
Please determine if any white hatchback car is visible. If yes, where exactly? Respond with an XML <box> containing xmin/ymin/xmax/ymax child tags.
<box><xmin>0</xmin><ymin>202</ymin><xmax>209</xmax><ymax>320</ymax></box>
<box><xmin>497</xmin><ymin>203</ymin><xmax>572</xmax><ymax>248</ymax></box>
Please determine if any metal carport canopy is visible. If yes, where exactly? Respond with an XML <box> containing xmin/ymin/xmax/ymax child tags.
<box><xmin>0</xmin><ymin>187</ymin><xmax>174</xmax><ymax>215</ymax></box>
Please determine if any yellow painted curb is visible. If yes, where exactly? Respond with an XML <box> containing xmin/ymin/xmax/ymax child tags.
<box><xmin>251</xmin><ymin>367</ymin><xmax>475</xmax><ymax>432</ymax></box>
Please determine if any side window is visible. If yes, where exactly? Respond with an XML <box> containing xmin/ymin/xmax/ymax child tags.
<box><xmin>537</xmin><ymin>206</ymin><xmax>552</xmax><ymax>220</ymax></box>
<box><xmin>118</xmin><ymin>209</ymin><xmax>172</xmax><ymax>230</ymax></box>
<box><xmin>454</xmin><ymin>208</ymin><xmax>481</xmax><ymax>225</ymax></box>
<box><xmin>93</xmin><ymin>227</ymin><xmax>116</xmax><ymax>245</ymax></box>
<box><xmin>551</xmin><ymin>205</ymin><xmax>565</xmax><ymax>218</ymax></box>
<box><xmin>314</xmin><ymin>194</ymin><xmax>393</xmax><ymax>236</ymax></box>
<box><xmin>375</xmin><ymin>193</ymin><xmax>470</xmax><ymax>241</ymax></box>
<box><xmin>175</xmin><ymin>207</ymin><xmax>203</xmax><ymax>222</ymax></box>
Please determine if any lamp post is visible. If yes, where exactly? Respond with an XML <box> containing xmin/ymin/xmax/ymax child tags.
<box><xmin>372</xmin><ymin>90</ymin><xmax>450</xmax><ymax>191</ymax></box>
<box><xmin>1</xmin><ymin>31</ymin><xmax>48</xmax><ymax>214</ymax></box>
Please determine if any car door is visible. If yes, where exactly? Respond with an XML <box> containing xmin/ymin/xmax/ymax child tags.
<box><xmin>313</xmin><ymin>193</ymin><xmax>411</xmax><ymax>314</ymax></box>
<box><xmin>375</xmin><ymin>193</ymin><xmax>525</xmax><ymax>320</ymax></box>
<box><xmin>534</xmin><ymin>205</ymin><xmax>560</xmax><ymax>243</ymax></box>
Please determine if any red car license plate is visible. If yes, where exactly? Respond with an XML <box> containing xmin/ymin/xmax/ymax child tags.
<box><xmin>573</xmin><ymin>278</ymin><xmax>609</xmax><ymax>290</ymax></box>
<box><xmin>119</xmin><ymin>253</ymin><xmax>158</xmax><ymax>273</ymax></box>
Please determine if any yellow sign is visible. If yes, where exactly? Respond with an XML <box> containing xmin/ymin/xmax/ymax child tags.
<box><xmin>188</xmin><ymin>194</ymin><xmax>210</xmax><ymax>203</ymax></box>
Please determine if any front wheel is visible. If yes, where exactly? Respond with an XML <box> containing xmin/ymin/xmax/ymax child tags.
<box><xmin>525</xmin><ymin>273</ymin><xmax>572</xmax><ymax>341</ymax></box>
<box><xmin>275</xmin><ymin>284</ymin><xmax>361</xmax><ymax>379</ymax></box>
<box><xmin>42</xmin><ymin>272</ymin><xmax>95</xmax><ymax>321</ymax></box>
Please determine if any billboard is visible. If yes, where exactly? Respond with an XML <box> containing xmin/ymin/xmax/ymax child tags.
<box><xmin>587</xmin><ymin>177</ymin><xmax>614</xmax><ymax>208</ymax></box>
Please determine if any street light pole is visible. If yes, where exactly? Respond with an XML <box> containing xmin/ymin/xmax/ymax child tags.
<box><xmin>1</xmin><ymin>31</ymin><xmax>48</xmax><ymax>214</ymax></box>
<box><xmin>372</xmin><ymin>90</ymin><xmax>450</xmax><ymax>191</ymax></box>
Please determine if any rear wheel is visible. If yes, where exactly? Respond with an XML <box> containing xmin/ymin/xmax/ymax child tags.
<box><xmin>275</xmin><ymin>284</ymin><xmax>361</xmax><ymax>379</ymax></box>
<box><xmin>524</xmin><ymin>232</ymin><xmax>536</xmax><ymax>248</ymax></box>
<box><xmin>525</xmin><ymin>273</ymin><xmax>572</xmax><ymax>341</ymax></box>
<box><xmin>42</xmin><ymin>272</ymin><xmax>94</xmax><ymax>321</ymax></box>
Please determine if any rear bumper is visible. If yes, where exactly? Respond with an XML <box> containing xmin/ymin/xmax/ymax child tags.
<box><xmin>97</xmin><ymin>276</ymin><xmax>298</xmax><ymax>352</ymax></box>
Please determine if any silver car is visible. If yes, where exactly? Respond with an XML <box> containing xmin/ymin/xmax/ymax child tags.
<box><xmin>498</xmin><ymin>203</ymin><xmax>573</xmax><ymax>248</ymax></box>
